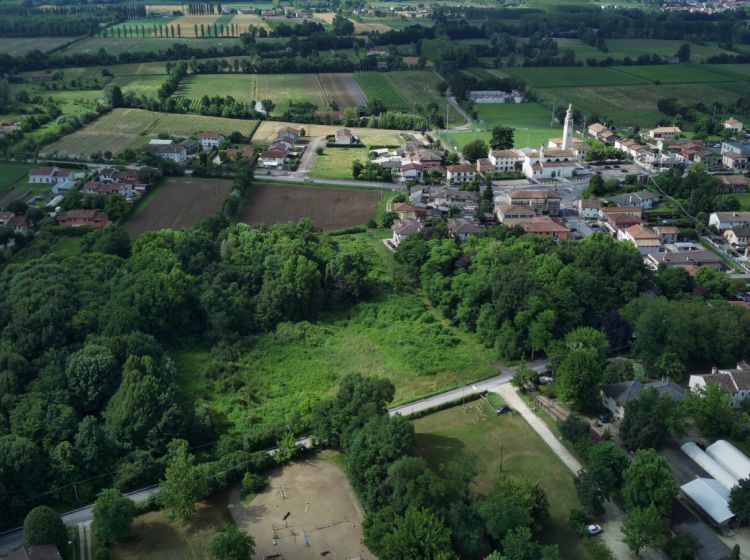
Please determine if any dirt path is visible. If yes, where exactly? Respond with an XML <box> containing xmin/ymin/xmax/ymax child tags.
<box><xmin>292</xmin><ymin>136</ymin><xmax>326</xmax><ymax>175</ymax></box>
<box><xmin>494</xmin><ymin>385</ymin><xmax>665</xmax><ymax>560</ymax></box>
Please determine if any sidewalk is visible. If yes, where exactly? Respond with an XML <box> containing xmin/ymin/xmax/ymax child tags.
<box><xmin>494</xmin><ymin>384</ymin><xmax>664</xmax><ymax>560</ymax></box>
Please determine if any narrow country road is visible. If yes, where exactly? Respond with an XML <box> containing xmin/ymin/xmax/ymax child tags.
<box><xmin>265</xmin><ymin>175</ymin><xmax>405</xmax><ymax>191</ymax></box>
<box><xmin>494</xmin><ymin>385</ymin><xmax>665</xmax><ymax>560</ymax></box>
<box><xmin>291</xmin><ymin>135</ymin><xmax>326</xmax><ymax>175</ymax></box>
<box><xmin>0</xmin><ymin>361</ymin><xmax>548</xmax><ymax>555</ymax></box>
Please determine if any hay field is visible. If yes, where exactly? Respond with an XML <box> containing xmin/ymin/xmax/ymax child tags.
<box><xmin>170</xmin><ymin>15</ymin><xmax>221</xmax><ymax>36</ymax></box>
<box><xmin>230</xmin><ymin>13</ymin><xmax>271</xmax><ymax>32</ymax></box>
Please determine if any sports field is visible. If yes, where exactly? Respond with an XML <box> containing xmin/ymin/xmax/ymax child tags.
<box><xmin>125</xmin><ymin>177</ymin><xmax>233</xmax><ymax>236</ymax></box>
<box><xmin>415</xmin><ymin>402</ymin><xmax>593</xmax><ymax>560</ymax></box>
<box><xmin>0</xmin><ymin>37</ymin><xmax>75</xmax><ymax>55</ymax></box>
<box><xmin>239</xmin><ymin>183</ymin><xmax>380</xmax><ymax>230</ymax></box>
<box><xmin>41</xmin><ymin>109</ymin><xmax>258</xmax><ymax>158</ymax></box>
<box><xmin>441</xmin><ymin>102</ymin><xmax>561</xmax><ymax>150</ymax></box>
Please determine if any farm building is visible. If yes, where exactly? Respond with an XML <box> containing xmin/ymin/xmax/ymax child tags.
<box><xmin>145</xmin><ymin>141</ymin><xmax>187</xmax><ymax>164</ymax></box>
<box><xmin>57</xmin><ymin>209</ymin><xmax>109</xmax><ymax>228</ymax></box>
<box><xmin>197</xmin><ymin>132</ymin><xmax>224</xmax><ymax>149</ymax></box>
<box><xmin>468</xmin><ymin>90</ymin><xmax>525</xmax><ymax>104</ymax></box>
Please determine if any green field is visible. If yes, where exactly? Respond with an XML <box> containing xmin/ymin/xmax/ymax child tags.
<box><xmin>355</xmin><ymin>72</ymin><xmax>410</xmax><ymax>112</ymax></box>
<box><xmin>441</xmin><ymin>102</ymin><xmax>560</xmax><ymax>150</ymax></box>
<box><xmin>60</xmin><ymin>36</ymin><xmax>241</xmax><ymax>56</ymax></box>
<box><xmin>555</xmin><ymin>38</ymin><xmax>745</xmax><ymax>63</ymax></box>
<box><xmin>177</xmin><ymin>74</ymin><xmax>257</xmax><ymax>105</ymax></box>
<box><xmin>107</xmin><ymin>16</ymin><xmax>178</xmax><ymax>35</ymax></box>
<box><xmin>494</xmin><ymin>66</ymin><xmax>649</xmax><ymax>88</ymax></box>
<box><xmin>112</xmin><ymin>74</ymin><xmax>168</xmax><ymax>96</ymax></box>
<box><xmin>256</xmin><ymin>74</ymin><xmax>327</xmax><ymax>114</ymax></box>
<box><xmin>309</xmin><ymin>147</ymin><xmax>369</xmax><ymax>179</ymax></box>
<box><xmin>170</xmin><ymin>245</ymin><xmax>499</xmax><ymax>442</ymax></box>
<box><xmin>0</xmin><ymin>163</ymin><xmax>33</xmax><ymax>196</ymax></box>
<box><xmin>415</xmin><ymin>403</ymin><xmax>592</xmax><ymax>560</ymax></box>
<box><xmin>0</xmin><ymin>36</ymin><xmax>76</xmax><ymax>56</ymax></box>
<box><xmin>614</xmin><ymin>63</ymin><xmax>733</xmax><ymax>84</ymax></box>
<box><xmin>386</xmin><ymin>71</ymin><xmax>465</xmax><ymax>126</ymax></box>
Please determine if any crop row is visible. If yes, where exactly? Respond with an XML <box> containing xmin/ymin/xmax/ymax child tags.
<box><xmin>354</xmin><ymin>72</ymin><xmax>409</xmax><ymax>112</ymax></box>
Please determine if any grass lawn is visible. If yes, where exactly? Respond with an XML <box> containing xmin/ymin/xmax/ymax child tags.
<box><xmin>440</xmin><ymin>101</ymin><xmax>561</xmax><ymax>150</ymax></box>
<box><xmin>169</xmin><ymin>234</ymin><xmax>499</xmax><ymax>444</ymax></box>
<box><xmin>112</xmin><ymin>493</ymin><xmax>231</xmax><ymax>560</ymax></box>
<box><xmin>309</xmin><ymin>147</ymin><xmax>368</xmax><ymax>179</ymax></box>
<box><xmin>720</xmin><ymin>192</ymin><xmax>750</xmax><ymax>210</ymax></box>
<box><xmin>414</xmin><ymin>404</ymin><xmax>593</xmax><ymax>560</ymax></box>
<box><xmin>0</xmin><ymin>163</ymin><xmax>33</xmax><ymax>195</ymax></box>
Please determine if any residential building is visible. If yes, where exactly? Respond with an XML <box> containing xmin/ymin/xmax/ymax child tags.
<box><xmin>145</xmin><ymin>142</ymin><xmax>187</xmax><ymax>163</ymax></box>
<box><xmin>599</xmin><ymin>206</ymin><xmax>643</xmax><ymax>220</ymax></box>
<box><xmin>475</xmin><ymin>158</ymin><xmax>494</xmax><ymax>175</ymax></box>
<box><xmin>694</xmin><ymin>149</ymin><xmax>723</xmax><ymax>170</ymax></box>
<box><xmin>615</xmin><ymin>139</ymin><xmax>649</xmax><ymax>159</ymax></box>
<box><xmin>488</xmin><ymin>149</ymin><xmax>525</xmax><ymax>173</ymax></box>
<box><xmin>225</xmin><ymin>145</ymin><xmax>255</xmax><ymax>160</ymax></box>
<box><xmin>723</xmin><ymin>117</ymin><xmax>744</xmax><ymax>132</ymax></box>
<box><xmin>499</xmin><ymin>190</ymin><xmax>563</xmax><ymax>216</ymax></box>
<box><xmin>402</xmin><ymin>163</ymin><xmax>424</xmax><ymax>181</ymax></box>
<box><xmin>618</xmin><ymin>224</ymin><xmax>663</xmax><ymax>255</ymax></box>
<box><xmin>645</xmin><ymin>250</ymin><xmax>723</xmax><ymax>271</ymax></box>
<box><xmin>648</xmin><ymin>126</ymin><xmax>682</xmax><ymax>139</ymax></box>
<box><xmin>577</xmin><ymin>198</ymin><xmax>602</xmax><ymax>219</ymax></box>
<box><xmin>716</xmin><ymin>175</ymin><xmax>750</xmax><ymax>193</ymax></box>
<box><xmin>258</xmin><ymin>149</ymin><xmax>288</xmax><ymax>168</ymax></box>
<box><xmin>606</xmin><ymin>190</ymin><xmax>660</xmax><ymax>209</ymax></box>
<box><xmin>56</xmin><ymin>209</ymin><xmax>109</xmax><ymax>228</ymax></box>
<box><xmin>722</xmin><ymin>151</ymin><xmax>749</xmax><ymax>170</ymax></box>
<box><xmin>393</xmin><ymin>202</ymin><xmax>426</xmax><ymax>220</ymax></box>
<box><xmin>181</xmin><ymin>138</ymin><xmax>201</xmax><ymax>155</ymax></box>
<box><xmin>7</xmin><ymin>215</ymin><xmax>29</xmax><ymax>232</ymax></box>
<box><xmin>413</xmin><ymin>149</ymin><xmax>443</xmax><ymax>170</ymax></box>
<box><xmin>448</xmin><ymin>218</ymin><xmax>482</xmax><ymax>240</ymax></box>
<box><xmin>196</xmin><ymin>132</ymin><xmax>224</xmax><ymax>149</ymax></box>
<box><xmin>334</xmin><ymin>128</ymin><xmax>356</xmax><ymax>145</ymax></box>
<box><xmin>431</xmin><ymin>188</ymin><xmax>480</xmax><ymax>210</ymax></box>
<box><xmin>708</xmin><ymin>211</ymin><xmax>750</xmax><ymax>231</ymax></box>
<box><xmin>82</xmin><ymin>181</ymin><xmax>134</xmax><ymax>198</ymax></box>
<box><xmin>689</xmin><ymin>362</ymin><xmax>750</xmax><ymax>407</ymax></box>
<box><xmin>606</xmin><ymin>213</ymin><xmax>642</xmax><ymax>231</ymax></box>
<box><xmin>519</xmin><ymin>216</ymin><xmax>569</xmax><ymax>239</ymax></box>
<box><xmin>601</xmin><ymin>380</ymin><xmax>685</xmax><ymax>419</ymax></box>
<box><xmin>588</xmin><ymin>122</ymin><xmax>615</xmax><ymax>141</ymax></box>
<box><xmin>391</xmin><ymin>218</ymin><xmax>422</xmax><ymax>246</ymax></box>
<box><xmin>653</xmin><ymin>225</ymin><xmax>680</xmax><ymax>244</ymax></box>
<box><xmin>276</xmin><ymin>127</ymin><xmax>300</xmax><ymax>143</ymax></box>
<box><xmin>724</xmin><ymin>227</ymin><xmax>750</xmax><ymax>246</ymax></box>
<box><xmin>446</xmin><ymin>164</ymin><xmax>477</xmax><ymax>183</ymax></box>
<box><xmin>28</xmin><ymin>166</ymin><xmax>60</xmax><ymax>184</ymax></box>
<box><xmin>495</xmin><ymin>204</ymin><xmax>535</xmax><ymax>224</ymax></box>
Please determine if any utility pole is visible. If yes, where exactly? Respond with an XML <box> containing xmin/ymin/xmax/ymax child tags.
<box><xmin>550</xmin><ymin>100</ymin><xmax>556</xmax><ymax>126</ymax></box>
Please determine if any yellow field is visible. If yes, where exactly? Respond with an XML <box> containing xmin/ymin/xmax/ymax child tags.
<box><xmin>231</xmin><ymin>14</ymin><xmax>271</xmax><ymax>32</ymax></box>
<box><xmin>314</xmin><ymin>12</ymin><xmax>336</xmax><ymax>24</ymax></box>
<box><xmin>171</xmin><ymin>15</ymin><xmax>221</xmax><ymax>36</ymax></box>
<box><xmin>251</xmin><ymin>121</ymin><xmax>408</xmax><ymax>144</ymax></box>
<box><xmin>313</xmin><ymin>12</ymin><xmax>390</xmax><ymax>33</ymax></box>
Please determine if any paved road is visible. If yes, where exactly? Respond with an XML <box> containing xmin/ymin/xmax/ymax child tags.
<box><xmin>291</xmin><ymin>135</ymin><xmax>326</xmax><ymax>175</ymax></box>
<box><xmin>266</xmin><ymin>174</ymin><xmax>406</xmax><ymax>191</ymax></box>
<box><xmin>0</xmin><ymin>360</ymin><xmax>547</xmax><ymax>555</ymax></box>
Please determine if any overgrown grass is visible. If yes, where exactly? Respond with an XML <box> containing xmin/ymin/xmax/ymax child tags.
<box><xmin>414</xmin><ymin>404</ymin><xmax>593</xmax><ymax>560</ymax></box>
<box><xmin>309</xmin><ymin>147</ymin><xmax>368</xmax><ymax>179</ymax></box>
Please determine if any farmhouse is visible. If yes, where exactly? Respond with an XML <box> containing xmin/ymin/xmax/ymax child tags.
<box><xmin>446</xmin><ymin>164</ymin><xmax>477</xmax><ymax>183</ymax></box>
<box><xmin>716</xmin><ymin>175</ymin><xmax>750</xmax><ymax>193</ymax></box>
<box><xmin>723</xmin><ymin>117</ymin><xmax>743</xmax><ymax>133</ymax></box>
<box><xmin>708</xmin><ymin>211</ymin><xmax>750</xmax><ymax>231</ymax></box>
<box><xmin>181</xmin><ymin>139</ymin><xmax>201</xmax><ymax>155</ymax></box>
<box><xmin>28</xmin><ymin>166</ymin><xmax>60</xmax><ymax>184</ymax></box>
<box><xmin>648</xmin><ymin>126</ymin><xmax>682</xmax><ymax>140</ymax></box>
<box><xmin>197</xmin><ymin>132</ymin><xmax>224</xmax><ymax>149</ymax></box>
<box><xmin>56</xmin><ymin>209</ymin><xmax>109</xmax><ymax>228</ymax></box>
<box><xmin>497</xmin><ymin>190</ymin><xmax>562</xmax><ymax>216</ymax></box>
<box><xmin>334</xmin><ymin>128</ymin><xmax>358</xmax><ymax>145</ymax></box>
<box><xmin>689</xmin><ymin>362</ymin><xmax>750</xmax><ymax>407</ymax></box>
<box><xmin>277</xmin><ymin>127</ymin><xmax>300</xmax><ymax>143</ymax></box>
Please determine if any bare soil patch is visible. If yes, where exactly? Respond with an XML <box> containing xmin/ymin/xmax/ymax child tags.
<box><xmin>239</xmin><ymin>183</ymin><xmax>380</xmax><ymax>230</ymax></box>
<box><xmin>230</xmin><ymin>459</ymin><xmax>374</xmax><ymax>560</ymax></box>
<box><xmin>124</xmin><ymin>177</ymin><xmax>232</xmax><ymax>237</ymax></box>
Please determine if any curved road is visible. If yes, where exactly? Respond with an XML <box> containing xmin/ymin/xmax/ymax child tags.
<box><xmin>0</xmin><ymin>360</ymin><xmax>548</xmax><ymax>555</ymax></box>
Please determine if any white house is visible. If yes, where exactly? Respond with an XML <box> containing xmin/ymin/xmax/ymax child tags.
<box><xmin>577</xmin><ymin>198</ymin><xmax>602</xmax><ymax>219</ymax></box>
<box><xmin>197</xmin><ymin>132</ymin><xmax>224</xmax><ymax>149</ymax></box>
<box><xmin>391</xmin><ymin>218</ymin><xmax>422</xmax><ymax>246</ymax></box>
<box><xmin>708</xmin><ymin>211</ymin><xmax>750</xmax><ymax>231</ymax></box>
<box><xmin>145</xmin><ymin>143</ymin><xmax>187</xmax><ymax>163</ymax></box>
<box><xmin>606</xmin><ymin>190</ymin><xmax>660</xmax><ymax>209</ymax></box>
<box><xmin>28</xmin><ymin>166</ymin><xmax>61</xmax><ymax>184</ymax></box>
<box><xmin>689</xmin><ymin>362</ymin><xmax>750</xmax><ymax>407</ymax></box>
<box><xmin>446</xmin><ymin>164</ymin><xmax>476</xmax><ymax>183</ymax></box>
<box><xmin>615</xmin><ymin>139</ymin><xmax>649</xmax><ymax>160</ymax></box>
<box><xmin>724</xmin><ymin>117</ymin><xmax>744</xmax><ymax>133</ymax></box>
<box><xmin>617</xmin><ymin>224</ymin><xmax>663</xmax><ymax>255</ymax></box>
<box><xmin>258</xmin><ymin>149</ymin><xmax>288</xmax><ymax>168</ymax></box>
<box><xmin>488</xmin><ymin>149</ymin><xmax>525</xmax><ymax>173</ymax></box>
<box><xmin>648</xmin><ymin>126</ymin><xmax>682</xmax><ymax>140</ymax></box>
<box><xmin>334</xmin><ymin>128</ymin><xmax>357</xmax><ymax>145</ymax></box>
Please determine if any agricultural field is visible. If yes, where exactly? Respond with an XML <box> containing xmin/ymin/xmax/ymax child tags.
<box><xmin>0</xmin><ymin>36</ymin><xmax>76</xmax><ymax>55</ymax></box>
<box><xmin>414</xmin><ymin>403</ymin><xmax>592</xmax><ymax>560</ymax></box>
<box><xmin>493</xmin><ymin>66</ymin><xmax>649</xmax><ymax>88</ymax></box>
<box><xmin>0</xmin><ymin>163</ymin><xmax>33</xmax><ymax>197</ymax></box>
<box><xmin>386</xmin><ymin>71</ymin><xmax>465</xmax><ymax>126</ymax></box>
<box><xmin>41</xmin><ymin>109</ymin><xmax>257</xmax><ymax>158</ymax></box>
<box><xmin>169</xmin><ymin>15</ymin><xmax>221</xmax><ymax>36</ymax></box>
<box><xmin>239</xmin><ymin>183</ymin><xmax>380</xmax><ymax>229</ymax></box>
<box><xmin>441</xmin><ymin>102</ymin><xmax>561</xmax><ymax>150</ymax></box>
<box><xmin>354</xmin><ymin>72</ymin><xmax>409</xmax><ymax>112</ymax></box>
<box><xmin>229</xmin><ymin>13</ymin><xmax>271</xmax><ymax>32</ymax></box>
<box><xmin>614</xmin><ymin>63</ymin><xmax>734</xmax><ymax>84</ymax></box>
<box><xmin>251</xmin><ymin>120</ymin><xmax>404</xmax><ymax>144</ymax></box>
<box><xmin>309</xmin><ymin>147</ymin><xmax>370</xmax><ymax>180</ymax></box>
<box><xmin>177</xmin><ymin>74</ymin><xmax>257</xmax><ymax>105</ymax></box>
<box><xmin>107</xmin><ymin>16</ymin><xmax>178</xmax><ymax>35</ymax></box>
<box><xmin>111</xmin><ymin>74</ymin><xmax>168</xmax><ymax>96</ymax></box>
<box><xmin>125</xmin><ymin>177</ymin><xmax>233</xmax><ymax>237</ymax></box>
<box><xmin>318</xmin><ymin>73</ymin><xmax>368</xmax><ymax>108</ymax></box>
<box><xmin>256</xmin><ymin>74</ymin><xmax>328</xmax><ymax>114</ymax></box>
<box><xmin>60</xmin><ymin>36</ymin><xmax>241</xmax><ymax>55</ymax></box>
<box><xmin>554</xmin><ymin>38</ymin><xmax>746</xmax><ymax>63</ymax></box>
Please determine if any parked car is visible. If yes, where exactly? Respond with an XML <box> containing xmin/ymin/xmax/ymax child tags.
<box><xmin>538</xmin><ymin>376</ymin><xmax>554</xmax><ymax>385</ymax></box>
<box><xmin>586</xmin><ymin>525</ymin><xmax>603</xmax><ymax>535</ymax></box>
<box><xmin>596</xmin><ymin>413</ymin><xmax>611</xmax><ymax>424</ymax></box>
<box><xmin>496</xmin><ymin>406</ymin><xmax>512</xmax><ymax>415</ymax></box>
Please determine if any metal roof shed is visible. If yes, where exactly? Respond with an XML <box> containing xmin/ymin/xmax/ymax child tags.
<box><xmin>680</xmin><ymin>442</ymin><xmax>739</xmax><ymax>491</ymax></box>
<box><xmin>706</xmin><ymin>440</ymin><xmax>750</xmax><ymax>482</ymax></box>
<box><xmin>680</xmin><ymin>478</ymin><xmax>735</xmax><ymax>526</ymax></box>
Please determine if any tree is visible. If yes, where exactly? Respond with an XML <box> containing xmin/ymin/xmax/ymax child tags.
<box><xmin>501</xmin><ymin>526</ymin><xmax>560</xmax><ymax>560</ymax></box>
<box><xmin>478</xmin><ymin>478</ymin><xmax>549</xmax><ymax>543</ymax></box>
<box><xmin>23</xmin><ymin>506</ymin><xmax>67</xmax><ymax>551</ymax></box>
<box><xmin>587</xmin><ymin>174</ymin><xmax>605</xmax><ymax>195</ymax></box>
<box><xmin>104</xmin><ymin>83</ymin><xmax>123</xmax><ymax>108</ymax></box>
<box><xmin>490</xmin><ymin>126</ymin><xmax>514</xmax><ymax>151</ymax></box>
<box><xmin>730</xmin><ymin>477</ymin><xmax>750</xmax><ymax>524</ymax></box>
<box><xmin>556</xmin><ymin>348</ymin><xmax>603</xmax><ymax>410</ymax></box>
<box><xmin>65</xmin><ymin>344</ymin><xmax>118</xmax><ymax>414</ymax></box>
<box><xmin>622</xmin><ymin>449</ymin><xmax>677</xmax><ymax>517</ymax></box>
<box><xmin>620</xmin><ymin>388</ymin><xmax>685</xmax><ymax>451</ymax></box>
<box><xmin>208</xmin><ymin>525</ymin><xmax>255</xmax><ymax>560</ymax></box>
<box><xmin>586</xmin><ymin>442</ymin><xmax>629</xmax><ymax>496</ymax></box>
<box><xmin>652</xmin><ymin>350</ymin><xmax>685</xmax><ymax>382</ymax></box>
<box><xmin>622</xmin><ymin>505</ymin><xmax>668</xmax><ymax>555</ymax></box>
<box><xmin>560</xmin><ymin>415</ymin><xmax>590</xmax><ymax>445</ymax></box>
<box><xmin>462</xmin><ymin>140</ymin><xmax>488</xmax><ymax>163</ymax></box>
<box><xmin>92</xmin><ymin>488</ymin><xmax>135</xmax><ymax>544</ymax></box>
<box><xmin>273</xmin><ymin>431</ymin><xmax>298</xmax><ymax>464</ymax></box>
<box><xmin>157</xmin><ymin>439</ymin><xmax>209</xmax><ymax>524</ymax></box>
<box><xmin>379</xmin><ymin>507</ymin><xmax>454</xmax><ymax>560</ymax></box>
<box><xmin>676</xmin><ymin>43</ymin><xmax>691</xmax><ymax>63</ymax></box>
<box><xmin>332</xmin><ymin>14</ymin><xmax>354</xmax><ymax>35</ymax></box>
<box><xmin>574</xmin><ymin>470</ymin><xmax>605</xmax><ymax>515</ymax></box>
<box><xmin>685</xmin><ymin>381</ymin><xmax>736</xmax><ymax>438</ymax></box>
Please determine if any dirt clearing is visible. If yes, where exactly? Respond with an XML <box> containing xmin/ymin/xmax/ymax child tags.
<box><xmin>230</xmin><ymin>460</ymin><xmax>374</xmax><ymax>560</ymax></box>
<box><xmin>240</xmin><ymin>183</ymin><xmax>380</xmax><ymax>230</ymax></box>
<box><xmin>125</xmin><ymin>177</ymin><xmax>232</xmax><ymax>237</ymax></box>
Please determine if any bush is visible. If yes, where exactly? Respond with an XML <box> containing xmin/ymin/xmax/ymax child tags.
<box><xmin>23</xmin><ymin>506</ymin><xmax>67</xmax><ymax>551</ymax></box>
<box><xmin>242</xmin><ymin>472</ymin><xmax>268</xmax><ymax>496</ymax></box>
<box><xmin>560</xmin><ymin>415</ymin><xmax>591</xmax><ymax>444</ymax></box>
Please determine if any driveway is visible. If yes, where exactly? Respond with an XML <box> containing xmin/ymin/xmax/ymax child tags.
<box><xmin>292</xmin><ymin>136</ymin><xmax>326</xmax><ymax>176</ymax></box>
